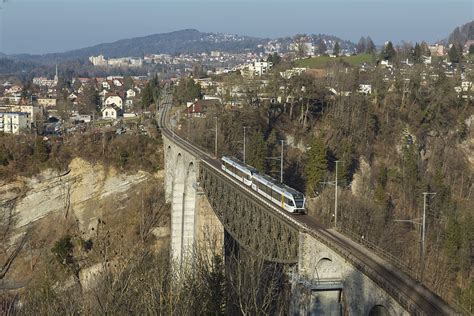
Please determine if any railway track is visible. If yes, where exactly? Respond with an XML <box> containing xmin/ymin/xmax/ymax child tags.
<box><xmin>158</xmin><ymin>90</ymin><xmax>458</xmax><ymax>315</ymax></box>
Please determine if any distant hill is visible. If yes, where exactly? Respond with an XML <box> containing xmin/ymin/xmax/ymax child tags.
<box><xmin>7</xmin><ymin>29</ymin><xmax>355</xmax><ymax>64</ymax></box>
<box><xmin>10</xmin><ymin>29</ymin><xmax>267</xmax><ymax>63</ymax></box>
<box><xmin>447</xmin><ymin>20</ymin><xmax>474</xmax><ymax>46</ymax></box>
<box><xmin>0</xmin><ymin>57</ymin><xmax>45</xmax><ymax>77</ymax></box>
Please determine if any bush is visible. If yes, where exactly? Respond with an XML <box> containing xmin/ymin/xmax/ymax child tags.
<box><xmin>51</xmin><ymin>235</ymin><xmax>74</xmax><ymax>265</ymax></box>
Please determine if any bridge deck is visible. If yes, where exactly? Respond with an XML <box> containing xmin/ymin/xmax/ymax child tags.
<box><xmin>158</xmin><ymin>87</ymin><xmax>457</xmax><ymax>316</ymax></box>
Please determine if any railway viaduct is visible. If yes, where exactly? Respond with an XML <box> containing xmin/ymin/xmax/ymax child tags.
<box><xmin>160</xmin><ymin>91</ymin><xmax>455</xmax><ymax>315</ymax></box>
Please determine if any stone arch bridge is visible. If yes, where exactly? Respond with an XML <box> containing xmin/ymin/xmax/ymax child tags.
<box><xmin>159</xmin><ymin>92</ymin><xmax>455</xmax><ymax>316</ymax></box>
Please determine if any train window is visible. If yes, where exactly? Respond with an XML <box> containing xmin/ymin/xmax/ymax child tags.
<box><xmin>285</xmin><ymin>197</ymin><xmax>294</xmax><ymax>206</ymax></box>
<box><xmin>295</xmin><ymin>199</ymin><xmax>304</xmax><ymax>208</ymax></box>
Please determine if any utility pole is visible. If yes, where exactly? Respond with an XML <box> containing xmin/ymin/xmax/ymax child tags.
<box><xmin>280</xmin><ymin>140</ymin><xmax>284</xmax><ymax>183</ymax></box>
<box><xmin>319</xmin><ymin>160</ymin><xmax>343</xmax><ymax>229</ymax></box>
<box><xmin>394</xmin><ymin>192</ymin><xmax>436</xmax><ymax>282</ymax></box>
<box><xmin>264</xmin><ymin>139</ymin><xmax>285</xmax><ymax>182</ymax></box>
<box><xmin>243</xmin><ymin>126</ymin><xmax>247</xmax><ymax>164</ymax></box>
<box><xmin>421</xmin><ymin>192</ymin><xmax>436</xmax><ymax>281</ymax></box>
<box><xmin>214</xmin><ymin>117</ymin><xmax>218</xmax><ymax>157</ymax></box>
<box><xmin>334</xmin><ymin>160</ymin><xmax>341</xmax><ymax>229</ymax></box>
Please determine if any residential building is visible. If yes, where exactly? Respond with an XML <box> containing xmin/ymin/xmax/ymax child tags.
<box><xmin>126</xmin><ymin>89</ymin><xmax>137</xmax><ymax>98</ymax></box>
<box><xmin>102</xmin><ymin>104</ymin><xmax>123</xmax><ymax>120</ymax></box>
<box><xmin>104</xmin><ymin>94</ymin><xmax>123</xmax><ymax>109</ymax></box>
<box><xmin>183</xmin><ymin>99</ymin><xmax>220</xmax><ymax>118</ymax></box>
<box><xmin>428</xmin><ymin>44</ymin><xmax>445</xmax><ymax>56</ymax></box>
<box><xmin>358</xmin><ymin>84</ymin><xmax>372</xmax><ymax>95</ymax></box>
<box><xmin>0</xmin><ymin>112</ymin><xmax>31</xmax><ymax>134</ymax></box>
<box><xmin>464</xmin><ymin>40</ymin><xmax>474</xmax><ymax>53</ymax></box>
<box><xmin>280</xmin><ymin>68</ymin><xmax>306</xmax><ymax>79</ymax></box>
<box><xmin>89</xmin><ymin>55</ymin><xmax>108</xmax><ymax>66</ymax></box>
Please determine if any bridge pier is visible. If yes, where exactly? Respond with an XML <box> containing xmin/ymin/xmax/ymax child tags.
<box><xmin>164</xmin><ymin>138</ymin><xmax>224</xmax><ymax>267</ymax></box>
<box><xmin>294</xmin><ymin>232</ymin><xmax>408</xmax><ymax>316</ymax></box>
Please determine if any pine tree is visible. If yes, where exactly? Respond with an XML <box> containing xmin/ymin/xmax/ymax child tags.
<box><xmin>266</xmin><ymin>129</ymin><xmax>279</xmax><ymax>174</ymax></box>
<box><xmin>141</xmin><ymin>84</ymin><xmax>154</xmax><ymax>109</ymax></box>
<box><xmin>305</xmin><ymin>137</ymin><xmax>327</xmax><ymax>196</ymax></box>
<box><xmin>357</xmin><ymin>37</ymin><xmax>366</xmax><ymax>54</ymax></box>
<box><xmin>469</xmin><ymin>44</ymin><xmax>474</xmax><ymax>55</ymax></box>
<box><xmin>34</xmin><ymin>139</ymin><xmax>49</xmax><ymax>163</ymax></box>
<box><xmin>381</xmin><ymin>41</ymin><xmax>396</xmax><ymax>61</ymax></box>
<box><xmin>268</xmin><ymin>52</ymin><xmax>281</xmax><ymax>66</ymax></box>
<box><xmin>413</xmin><ymin>43</ymin><xmax>422</xmax><ymax>63</ymax></box>
<box><xmin>365</xmin><ymin>37</ymin><xmax>376</xmax><ymax>54</ymax></box>
<box><xmin>317</xmin><ymin>39</ymin><xmax>327</xmax><ymax>55</ymax></box>
<box><xmin>334</xmin><ymin>42</ymin><xmax>340</xmax><ymax>56</ymax></box>
<box><xmin>247</xmin><ymin>132</ymin><xmax>266</xmax><ymax>172</ymax></box>
<box><xmin>448</xmin><ymin>44</ymin><xmax>461</xmax><ymax>63</ymax></box>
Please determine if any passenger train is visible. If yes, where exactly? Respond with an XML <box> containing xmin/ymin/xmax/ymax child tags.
<box><xmin>221</xmin><ymin>156</ymin><xmax>306</xmax><ymax>213</ymax></box>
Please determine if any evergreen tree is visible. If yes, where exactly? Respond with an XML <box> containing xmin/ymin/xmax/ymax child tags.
<box><xmin>357</xmin><ymin>37</ymin><xmax>366</xmax><ymax>54</ymax></box>
<box><xmin>448</xmin><ymin>44</ymin><xmax>462</xmax><ymax>63</ymax></box>
<box><xmin>413</xmin><ymin>43</ymin><xmax>422</xmax><ymax>63</ymax></box>
<box><xmin>381</xmin><ymin>41</ymin><xmax>396</xmax><ymax>61</ymax></box>
<box><xmin>305</xmin><ymin>137</ymin><xmax>327</xmax><ymax>195</ymax></box>
<box><xmin>317</xmin><ymin>39</ymin><xmax>327</xmax><ymax>55</ymax></box>
<box><xmin>174</xmin><ymin>77</ymin><xmax>202</xmax><ymax>104</ymax></box>
<box><xmin>34</xmin><ymin>139</ymin><xmax>49</xmax><ymax>163</ymax></box>
<box><xmin>333</xmin><ymin>42</ymin><xmax>340</xmax><ymax>56</ymax></box>
<box><xmin>141</xmin><ymin>84</ymin><xmax>154</xmax><ymax>109</ymax></box>
<box><xmin>268</xmin><ymin>52</ymin><xmax>281</xmax><ymax>66</ymax></box>
<box><xmin>203</xmin><ymin>255</ymin><xmax>226</xmax><ymax>314</ymax></box>
<box><xmin>365</xmin><ymin>36</ymin><xmax>376</xmax><ymax>54</ymax></box>
<box><xmin>247</xmin><ymin>132</ymin><xmax>266</xmax><ymax>172</ymax></box>
<box><xmin>469</xmin><ymin>44</ymin><xmax>474</xmax><ymax>55</ymax></box>
<box><xmin>0</xmin><ymin>145</ymin><xmax>9</xmax><ymax>166</ymax></box>
<box><xmin>124</xmin><ymin>76</ymin><xmax>134</xmax><ymax>90</ymax></box>
<box><xmin>420</xmin><ymin>41</ymin><xmax>431</xmax><ymax>56</ymax></box>
<box><xmin>265</xmin><ymin>129</ymin><xmax>280</xmax><ymax>174</ymax></box>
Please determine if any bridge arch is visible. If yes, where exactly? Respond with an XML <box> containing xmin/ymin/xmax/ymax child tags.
<box><xmin>314</xmin><ymin>256</ymin><xmax>341</xmax><ymax>280</ymax></box>
<box><xmin>368</xmin><ymin>304</ymin><xmax>390</xmax><ymax>316</ymax></box>
<box><xmin>164</xmin><ymin>145</ymin><xmax>173</xmax><ymax>201</ymax></box>
<box><xmin>181</xmin><ymin>161</ymin><xmax>197</xmax><ymax>263</ymax></box>
<box><xmin>171</xmin><ymin>153</ymin><xmax>186</xmax><ymax>264</ymax></box>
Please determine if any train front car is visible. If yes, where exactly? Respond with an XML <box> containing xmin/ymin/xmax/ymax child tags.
<box><xmin>252</xmin><ymin>173</ymin><xmax>306</xmax><ymax>214</ymax></box>
<box><xmin>285</xmin><ymin>188</ymin><xmax>306</xmax><ymax>214</ymax></box>
<box><xmin>221</xmin><ymin>156</ymin><xmax>254</xmax><ymax>186</ymax></box>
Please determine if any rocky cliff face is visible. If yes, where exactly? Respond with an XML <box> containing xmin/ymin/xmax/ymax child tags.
<box><xmin>1</xmin><ymin>158</ymin><xmax>168</xmax><ymax>288</ymax></box>
<box><xmin>1</xmin><ymin>158</ymin><xmax>162</xmax><ymax>235</ymax></box>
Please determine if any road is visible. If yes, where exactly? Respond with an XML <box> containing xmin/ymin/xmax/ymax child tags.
<box><xmin>158</xmin><ymin>87</ymin><xmax>457</xmax><ymax>315</ymax></box>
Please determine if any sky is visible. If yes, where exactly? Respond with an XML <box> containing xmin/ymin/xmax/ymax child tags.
<box><xmin>0</xmin><ymin>0</ymin><xmax>472</xmax><ymax>55</ymax></box>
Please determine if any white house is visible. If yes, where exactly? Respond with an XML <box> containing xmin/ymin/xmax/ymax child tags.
<box><xmin>104</xmin><ymin>95</ymin><xmax>123</xmax><ymax>109</ymax></box>
<box><xmin>126</xmin><ymin>89</ymin><xmax>137</xmax><ymax>98</ymax></box>
<box><xmin>102</xmin><ymin>104</ymin><xmax>123</xmax><ymax>120</ymax></box>
<box><xmin>250</xmin><ymin>61</ymin><xmax>273</xmax><ymax>76</ymax></box>
<box><xmin>461</xmin><ymin>81</ymin><xmax>473</xmax><ymax>92</ymax></box>
<box><xmin>241</xmin><ymin>61</ymin><xmax>273</xmax><ymax>78</ymax></box>
<box><xmin>113</xmin><ymin>79</ymin><xmax>123</xmax><ymax>87</ymax></box>
<box><xmin>102</xmin><ymin>81</ymin><xmax>111</xmax><ymax>90</ymax></box>
<box><xmin>358</xmin><ymin>84</ymin><xmax>372</xmax><ymax>95</ymax></box>
<box><xmin>5</xmin><ymin>85</ymin><xmax>22</xmax><ymax>95</ymax></box>
<box><xmin>280</xmin><ymin>68</ymin><xmax>307</xmax><ymax>79</ymax></box>
<box><xmin>0</xmin><ymin>112</ymin><xmax>31</xmax><ymax>134</ymax></box>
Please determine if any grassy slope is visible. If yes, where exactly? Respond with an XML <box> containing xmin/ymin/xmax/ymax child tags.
<box><xmin>295</xmin><ymin>53</ymin><xmax>374</xmax><ymax>68</ymax></box>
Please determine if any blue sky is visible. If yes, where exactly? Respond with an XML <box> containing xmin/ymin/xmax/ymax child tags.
<box><xmin>0</xmin><ymin>0</ymin><xmax>472</xmax><ymax>54</ymax></box>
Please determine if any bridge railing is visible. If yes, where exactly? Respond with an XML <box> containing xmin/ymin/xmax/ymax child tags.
<box><xmin>338</xmin><ymin>227</ymin><xmax>418</xmax><ymax>280</ymax></box>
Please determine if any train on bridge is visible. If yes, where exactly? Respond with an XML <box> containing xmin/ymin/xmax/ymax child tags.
<box><xmin>221</xmin><ymin>156</ymin><xmax>306</xmax><ymax>213</ymax></box>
